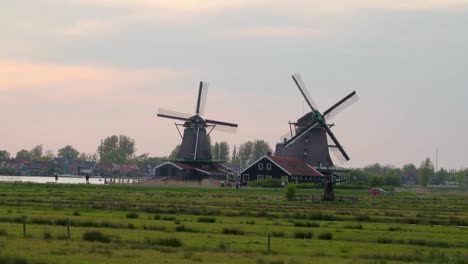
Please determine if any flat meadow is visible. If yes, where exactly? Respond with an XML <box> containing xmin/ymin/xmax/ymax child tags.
<box><xmin>0</xmin><ymin>183</ymin><xmax>466</xmax><ymax>264</ymax></box>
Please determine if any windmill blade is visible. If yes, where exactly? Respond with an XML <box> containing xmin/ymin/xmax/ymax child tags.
<box><xmin>284</xmin><ymin>121</ymin><xmax>319</xmax><ymax>147</ymax></box>
<box><xmin>212</xmin><ymin>125</ymin><xmax>238</xmax><ymax>133</ymax></box>
<box><xmin>324</xmin><ymin>127</ymin><xmax>350</xmax><ymax>161</ymax></box>
<box><xmin>205</xmin><ymin>119</ymin><xmax>238</xmax><ymax>128</ymax></box>
<box><xmin>323</xmin><ymin>91</ymin><xmax>359</xmax><ymax>121</ymax></box>
<box><xmin>330</xmin><ymin>146</ymin><xmax>348</xmax><ymax>164</ymax></box>
<box><xmin>195</xmin><ymin>82</ymin><xmax>209</xmax><ymax>115</ymax></box>
<box><xmin>157</xmin><ymin>108</ymin><xmax>191</xmax><ymax>122</ymax></box>
<box><xmin>292</xmin><ymin>72</ymin><xmax>319</xmax><ymax>112</ymax></box>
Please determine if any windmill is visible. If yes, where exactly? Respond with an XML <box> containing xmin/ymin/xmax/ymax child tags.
<box><xmin>157</xmin><ymin>82</ymin><xmax>238</xmax><ymax>161</ymax></box>
<box><xmin>275</xmin><ymin>73</ymin><xmax>358</xmax><ymax>200</ymax></box>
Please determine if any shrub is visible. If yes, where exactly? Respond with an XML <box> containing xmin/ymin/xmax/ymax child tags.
<box><xmin>222</xmin><ymin>227</ymin><xmax>244</xmax><ymax>235</ymax></box>
<box><xmin>388</xmin><ymin>226</ymin><xmax>401</xmax><ymax>232</ymax></box>
<box><xmin>246</xmin><ymin>220</ymin><xmax>256</xmax><ymax>225</ymax></box>
<box><xmin>376</xmin><ymin>237</ymin><xmax>393</xmax><ymax>244</ymax></box>
<box><xmin>72</xmin><ymin>211</ymin><xmax>81</xmax><ymax>216</ymax></box>
<box><xmin>318</xmin><ymin>232</ymin><xmax>333</xmax><ymax>240</ymax></box>
<box><xmin>294</xmin><ymin>221</ymin><xmax>319</xmax><ymax>227</ymax></box>
<box><xmin>175</xmin><ymin>225</ymin><xmax>198</xmax><ymax>233</ymax></box>
<box><xmin>294</xmin><ymin>231</ymin><xmax>313</xmax><ymax>239</ymax></box>
<box><xmin>217</xmin><ymin>241</ymin><xmax>228</xmax><ymax>250</ymax></box>
<box><xmin>0</xmin><ymin>229</ymin><xmax>8</xmax><ymax>236</ymax></box>
<box><xmin>356</xmin><ymin>214</ymin><xmax>371</xmax><ymax>222</ymax></box>
<box><xmin>271</xmin><ymin>231</ymin><xmax>284</xmax><ymax>237</ymax></box>
<box><xmin>127</xmin><ymin>223</ymin><xmax>135</xmax><ymax>229</ymax></box>
<box><xmin>285</xmin><ymin>184</ymin><xmax>297</xmax><ymax>201</ymax></box>
<box><xmin>158</xmin><ymin>237</ymin><xmax>182</xmax><ymax>247</ymax></box>
<box><xmin>161</xmin><ymin>216</ymin><xmax>176</xmax><ymax>221</ymax></box>
<box><xmin>0</xmin><ymin>256</ymin><xmax>29</xmax><ymax>264</ymax></box>
<box><xmin>126</xmin><ymin>212</ymin><xmax>139</xmax><ymax>219</ymax></box>
<box><xmin>343</xmin><ymin>224</ymin><xmax>363</xmax><ymax>229</ymax></box>
<box><xmin>143</xmin><ymin>225</ymin><xmax>166</xmax><ymax>231</ymax></box>
<box><xmin>43</xmin><ymin>231</ymin><xmax>53</xmax><ymax>240</ymax></box>
<box><xmin>82</xmin><ymin>230</ymin><xmax>111</xmax><ymax>243</ymax></box>
<box><xmin>249</xmin><ymin>179</ymin><xmax>282</xmax><ymax>188</ymax></box>
<box><xmin>197</xmin><ymin>217</ymin><xmax>216</xmax><ymax>223</ymax></box>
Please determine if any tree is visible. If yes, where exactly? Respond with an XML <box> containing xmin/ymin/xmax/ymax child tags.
<box><xmin>97</xmin><ymin>135</ymin><xmax>136</xmax><ymax>163</ymax></box>
<box><xmin>285</xmin><ymin>184</ymin><xmax>297</xmax><ymax>201</ymax></box>
<box><xmin>16</xmin><ymin>149</ymin><xmax>30</xmax><ymax>160</ymax></box>
<box><xmin>43</xmin><ymin>149</ymin><xmax>55</xmax><ymax>161</ymax></box>
<box><xmin>218</xmin><ymin>142</ymin><xmax>230</xmax><ymax>162</ymax></box>
<box><xmin>231</xmin><ymin>145</ymin><xmax>239</xmax><ymax>166</ymax></box>
<box><xmin>347</xmin><ymin>169</ymin><xmax>372</xmax><ymax>185</ymax></box>
<box><xmin>402</xmin><ymin>163</ymin><xmax>418</xmax><ymax>185</ymax></box>
<box><xmin>212</xmin><ymin>142</ymin><xmax>220</xmax><ymax>160</ymax></box>
<box><xmin>58</xmin><ymin>145</ymin><xmax>80</xmax><ymax>160</ymax></box>
<box><xmin>79</xmin><ymin>153</ymin><xmax>98</xmax><ymax>161</ymax></box>
<box><xmin>252</xmin><ymin>140</ymin><xmax>272</xmax><ymax>161</ymax></box>
<box><xmin>238</xmin><ymin>141</ymin><xmax>254</xmax><ymax>169</ymax></box>
<box><xmin>0</xmin><ymin>150</ymin><xmax>10</xmax><ymax>161</ymax></box>
<box><xmin>369</xmin><ymin>176</ymin><xmax>384</xmax><ymax>187</ymax></box>
<box><xmin>432</xmin><ymin>168</ymin><xmax>449</xmax><ymax>185</ymax></box>
<box><xmin>237</xmin><ymin>140</ymin><xmax>272</xmax><ymax>169</ymax></box>
<box><xmin>29</xmin><ymin>145</ymin><xmax>43</xmax><ymax>161</ymax></box>
<box><xmin>169</xmin><ymin>145</ymin><xmax>181</xmax><ymax>160</ymax></box>
<box><xmin>418</xmin><ymin>158</ymin><xmax>434</xmax><ymax>187</ymax></box>
<box><xmin>456</xmin><ymin>169</ymin><xmax>468</xmax><ymax>190</ymax></box>
<box><xmin>384</xmin><ymin>170</ymin><xmax>401</xmax><ymax>186</ymax></box>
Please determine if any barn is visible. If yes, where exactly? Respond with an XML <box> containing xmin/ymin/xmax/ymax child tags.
<box><xmin>240</xmin><ymin>155</ymin><xmax>324</xmax><ymax>184</ymax></box>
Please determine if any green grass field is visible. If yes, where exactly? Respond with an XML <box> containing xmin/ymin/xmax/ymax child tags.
<box><xmin>0</xmin><ymin>183</ymin><xmax>466</xmax><ymax>264</ymax></box>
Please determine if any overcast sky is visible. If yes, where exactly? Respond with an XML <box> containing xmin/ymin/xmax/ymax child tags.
<box><xmin>1</xmin><ymin>0</ymin><xmax>468</xmax><ymax>169</ymax></box>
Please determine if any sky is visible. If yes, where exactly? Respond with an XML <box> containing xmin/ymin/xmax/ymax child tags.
<box><xmin>1</xmin><ymin>0</ymin><xmax>468</xmax><ymax>169</ymax></box>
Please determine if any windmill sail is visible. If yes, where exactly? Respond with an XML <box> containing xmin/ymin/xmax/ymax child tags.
<box><xmin>323</xmin><ymin>91</ymin><xmax>359</xmax><ymax>121</ymax></box>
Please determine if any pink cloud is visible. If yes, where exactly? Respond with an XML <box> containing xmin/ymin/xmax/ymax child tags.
<box><xmin>0</xmin><ymin>60</ymin><xmax>194</xmax><ymax>103</ymax></box>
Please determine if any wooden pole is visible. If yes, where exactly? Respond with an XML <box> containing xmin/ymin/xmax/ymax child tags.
<box><xmin>67</xmin><ymin>218</ymin><xmax>70</xmax><ymax>239</ymax></box>
<box><xmin>267</xmin><ymin>233</ymin><xmax>271</xmax><ymax>253</ymax></box>
<box><xmin>22</xmin><ymin>216</ymin><xmax>26</xmax><ymax>237</ymax></box>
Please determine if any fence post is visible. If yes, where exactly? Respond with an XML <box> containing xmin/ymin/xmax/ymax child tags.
<box><xmin>22</xmin><ymin>216</ymin><xmax>26</xmax><ymax>237</ymax></box>
<box><xmin>67</xmin><ymin>218</ymin><xmax>70</xmax><ymax>239</ymax></box>
<box><xmin>267</xmin><ymin>233</ymin><xmax>271</xmax><ymax>253</ymax></box>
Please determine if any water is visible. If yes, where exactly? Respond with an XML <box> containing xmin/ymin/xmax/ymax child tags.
<box><xmin>0</xmin><ymin>175</ymin><xmax>135</xmax><ymax>185</ymax></box>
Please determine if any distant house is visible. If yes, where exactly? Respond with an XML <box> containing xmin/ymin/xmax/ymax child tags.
<box><xmin>240</xmin><ymin>155</ymin><xmax>324</xmax><ymax>184</ymax></box>
<box><xmin>99</xmin><ymin>163</ymin><xmax>140</xmax><ymax>177</ymax></box>
<box><xmin>4</xmin><ymin>159</ymin><xmax>28</xmax><ymax>171</ymax></box>
<box><xmin>53</xmin><ymin>158</ymin><xmax>98</xmax><ymax>176</ymax></box>
<box><xmin>20</xmin><ymin>161</ymin><xmax>55</xmax><ymax>176</ymax></box>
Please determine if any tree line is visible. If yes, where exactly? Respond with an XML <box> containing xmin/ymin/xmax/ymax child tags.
<box><xmin>348</xmin><ymin>158</ymin><xmax>467</xmax><ymax>188</ymax></box>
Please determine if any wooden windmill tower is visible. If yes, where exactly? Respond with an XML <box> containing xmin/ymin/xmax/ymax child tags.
<box><xmin>275</xmin><ymin>73</ymin><xmax>359</xmax><ymax>200</ymax></box>
<box><xmin>158</xmin><ymin>82</ymin><xmax>238</xmax><ymax>161</ymax></box>
<box><xmin>155</xmin><ymin>81</ymin><xmax>238</xmax><ymax>181</ymax></box>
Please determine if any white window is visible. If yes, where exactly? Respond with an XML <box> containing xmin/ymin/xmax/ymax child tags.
<box><xmin>266</xmin><ymin>163</ymin><xmax>272</xmax><ymax>170</ymax></box>
<box><xmin>258</xmin><ymin>163</ymin><xmax>264</xmax><ymax>170</ymax></box>
<box><xmin>265</xmin><ymin>175</ymin><xmax>273</xmax><ymax>180</ymax></box>
<box><xmin>257</xmin><ymin>175</ymin><xmax>264</xmax><ymax>181</ymax></box>
<box><xmin>242</xmin><ymin>174</ymin><xmax>250</xmax><ymax>182</ymax></box>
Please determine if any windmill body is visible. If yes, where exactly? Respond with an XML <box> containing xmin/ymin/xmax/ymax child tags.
<box><xmin>275</xmin><ymin>112</ymin><xmax>333</xmax><ymax>167</ymax></box>
<box><xmin>177</xmin><ymin>115</ymin><xmax>212</xmax><ymax>160</ymax></box>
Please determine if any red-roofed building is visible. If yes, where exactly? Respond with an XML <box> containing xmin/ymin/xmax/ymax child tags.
<box><xmin>240</xmin><ymin>155</ymin><xmax>324</xmax><ymax>184</ymax></box>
